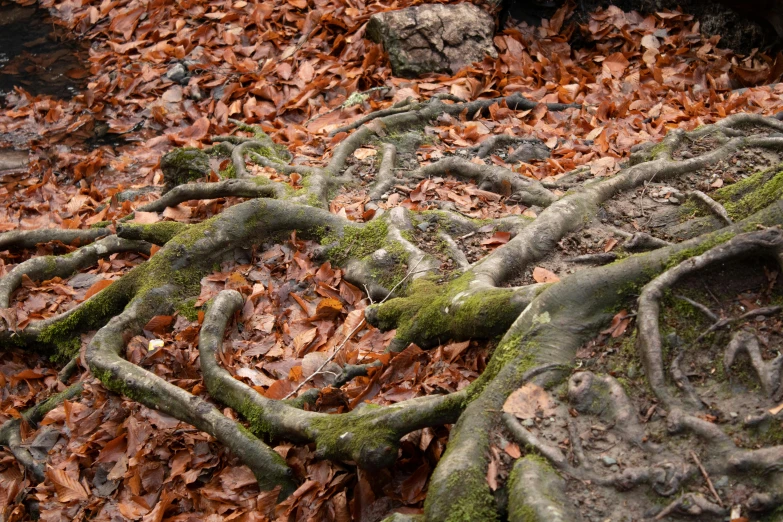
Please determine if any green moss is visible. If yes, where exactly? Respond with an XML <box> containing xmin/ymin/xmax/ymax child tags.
<box><xmin>664</xmin><ymin>231</ymin><xmax>735</xmax><ymax>270</ymax></box>
<box><xmin>323</xmin><ymin>218</ymin><xmax>390</xmax><ymax>265</ymax></box>
<box><xmin>120</xmin><ymin>221</ymin><xmax>188</xmax><ymax>245</ymax></box>
<box><xmin>310</xmin><ymin>410</ymin><xmax>399</xmax><ymax>465</ymax></box>
<box><xmin>91</xmin><ymin>365</ymin><xmax>156</xmax><ymax>404</ymax></box>
<box><xmin>175</xmin><ymin>298</ymin><xmax>200</xmax><ymax>322</ymax></box>
<box><xmin>37</xmin><ymin>278</ymin><xmax>134</xmax><ymax>361</ymax></box>
<box><xmin>90</xmin><ymin>221</ymin><xmax>112</xmax><ymax>229</ymax></box>
<box><xmin>714</xmin><ymin>165</ymin><xmax>783</xmax><ymax>220</ymax></box>
<box><xmin>160</xmin><ymin>147</ymin><xmax>211</xmax><ymax>190</ymax></box>
<box><xmin>647</xmin><ymin>141</ymin><xmax>669</xmax><ymax>161</ymax></box>
<box><xmin>218</xmin><ymin>162</ymin><xmax>236</xmax><ymax>179</ymax></box>
<box><xmin>442</xmin><ymin>470</ymin><xmax>499</xmax><ymax>522</ymax></box>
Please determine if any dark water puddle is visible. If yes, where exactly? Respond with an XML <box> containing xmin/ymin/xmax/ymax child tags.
<box><xmin>0</xmin><ymin>2</ymin><xmax>89</xmax><ymax>101</ymax></box>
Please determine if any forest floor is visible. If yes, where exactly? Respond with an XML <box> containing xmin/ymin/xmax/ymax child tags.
<box><xmin>1</xmin><ymin>0</ymin><xmax>783</xmax><ymax>521</ymax></box>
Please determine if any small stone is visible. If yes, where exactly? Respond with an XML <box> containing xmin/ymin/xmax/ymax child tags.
<box><xmin>668</xmin><ymin>196</ymin><xmax>680</xmax><ymax>204</ymax></box>
<box><xmin>609</xmin><ymin>464</ymin><xmax>620</xmax><ymax>473</ymax></box>
<box><xmin>730</xmin><ymin>412</ymin><xmax>738</xmax><ymax>418</ymax></box>
<box><xmin>601</xmin><ymin>456</ymin><xmax>617</xmax><ymax>466</ymax></box>
<box><xmin>522</xmin><ymin>418</ymin><xmax>535</xmax><ymax>428</ymax></box>
<box><xmin>165</xmin><ymin>63</ymin><xmax>188</xmax><ymax>83</ymax></box>
<box><xmin>680</xmin><ymin>150</ymin><xmax>694</xmax><ymax>159</ymax></box>
<box><xmin>714</xmin><ymin>476</ymin><xmax>729</xmax><ymax>488</ymax></box>
<box><xmin>417</xmin><ymin>222</ymin><xmax>430</xmax><ymax>232</ymax></box>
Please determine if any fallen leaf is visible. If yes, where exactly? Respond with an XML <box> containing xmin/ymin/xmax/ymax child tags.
<box><xmin>503</xmin><ymin>382</ymin><xmax>557</xmax><ymax>419</ymax></box>
<box><xmin>532</xmin><ymin>267</ymin><xmax>560</xmax><ymax>283</ymax></box>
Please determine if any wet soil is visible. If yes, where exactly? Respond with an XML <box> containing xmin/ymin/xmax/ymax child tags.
<box><xmin>0</xmin><ymin>2</ymin><xmax>88</xmax><ymax>102</ymax></box>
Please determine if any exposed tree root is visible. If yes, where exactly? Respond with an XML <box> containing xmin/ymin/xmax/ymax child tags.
<box><xmin>0</xmin><ymin>228</ymin><xmax>109</xmax><ymax>251</ymax></box>
<box><xmin>637</xmin><ymin>228</ymin><xmax>783</xmax><ymax>408</ymax></box>
<box><xmin>5</xmin><ymin>105</ymin><xmax>783</xmax><ymax>520</ymax></box>
<box><xmin>0</xmin><ymin>382</ymin><xmax>83</xmax><ymax>482</ymax></box>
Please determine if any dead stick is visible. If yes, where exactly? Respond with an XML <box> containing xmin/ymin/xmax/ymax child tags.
<box><xmin>690</xmin><ymin>450</ymin><xmax>722</xmax><ymax>506</ymax></box>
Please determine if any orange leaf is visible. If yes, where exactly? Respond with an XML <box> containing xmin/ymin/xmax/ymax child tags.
<box><xmin>47</xmin><ymin>466</ymin><xmax>89</xmax><ymax>502</ymax></box>
<box><xmin>480</xmin><ymin>231</ymin><xmax>511</xmax><ymax>247</ymax></box>
<box><xmin>604</xmin><ymin>238</ymin><xmax>618</xmax><ymax>252</ymax></box>
<box><xmin>83</xmin><ymin>279</ymin><xmax>113</xmax><ymax>300</ymax></box>
<box><xmin>532</xmin><ymin>267</ymin><xmax>559</xmax><ymax>283</ymax></box>
<box><xmin>144</xmin><ymin>315</ymin><xmax>174</xmax><ymax>333</ymax></box>
<box><xmin>307</xmin><ymin>298</ymin><xmax>342</xmax><ymax>321</ymax></box>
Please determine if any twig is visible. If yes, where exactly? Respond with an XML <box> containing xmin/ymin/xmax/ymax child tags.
<box><xmin>675</xmin><ymin>295</ymin><xmax>719</xmax><ymax>322</ymax></box>
<box><xmin>283</xmin><ymin>258</ymin><xmax>423</xmax><ymax>399</ymax></box>
<box><xmin>688</xmin><ymin>190</ymin><xmax>732</xmax><ymax>226</ymax></box>
<box><xmin>638</xmin><ymin>170</ymin><xmax>659</xmax><ymax>221</ymax></box>
<box><xmin>690</xmin><ymin>450</ymin><xmax>723</xmax><ymax>506</ymax></box>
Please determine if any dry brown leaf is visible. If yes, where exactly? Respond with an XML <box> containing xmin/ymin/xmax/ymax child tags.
<box><xmin>532</xmin><ymin>267</ymin><xmax>560</xmax><ymax>283</ymax></box>
<box><xmin>503</xmin><ymin>382</ymin><xmax>557</xmax><ymax>420</ymax></box>
<box><xmin>47</xmin><ymin>466</ymin><xmax>90</xmax><ymax>502</ymax></box>
<box><xmin>293</xmin><ymin>327</ymin><xmax>317</xmax><ymax>356</ymax></box>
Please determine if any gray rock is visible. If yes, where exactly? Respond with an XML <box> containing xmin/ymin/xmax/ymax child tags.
<box><xmin>366</xmin><ymin>3</ymin><xmax>497</xmax><ymax>77</ymax></box>
<box><xmin>601</xmin><ymin>456</ymin><xmax>617</xmax><ymax>466</ymax></box>
<box><xmin>165</xmin><ymin>63</ymin><xmax>188</xmax><ymax>84</ymax></box>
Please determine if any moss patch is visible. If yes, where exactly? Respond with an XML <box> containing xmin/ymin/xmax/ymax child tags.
<box><xmin>714</xmin><ymin>165</ymin><xmax>783</xmax><ymax>221</ymax></box>
<box><xmin>323</xmin><ymin>218</ymin><xmax>390</xmax><ymax>265</ymax></box>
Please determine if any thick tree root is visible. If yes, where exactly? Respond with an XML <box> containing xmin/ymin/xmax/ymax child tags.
<box><xmin>6</xmin><ymin>107</ymin><xmax>783</xmax><ymax>519</ymax></box>
<box><xmin>0</xmin><ymin>235</ymin><xmax>150</xmax><ymax>307</ymax></box>
<box><xmin>0</xmin><ymin>228</ymin><xmax>109</xmax><ymax>251</ymax></box>
<box><xmin>637</xmin><ymin>228</ymin><xmax>783</xmax><ymax>408</ymax></box>
<box><xmin>200</xmin><ymin>290</ymin><xmax>467</xmax><ymax>470</ymax></box>
<box><xmin>507</xmin><ymin>455</ymin><xmax>582</xmax><ymax>522</ymax></box>
<box><xmin>412</xmin><ymin>156</ymin><xmax>556</xmax><ymax>208</ymax></box>
<box><xmin>86</xmin><ymin>286</ymin><xmax>297</xmax><ymax>495</ymax></box>
<box><xmin>0</xmin><ymin>382</ymin><xmax>83</xmax><ymax>481</ymax></box>
<box><xmin>137</xmin><ymin>178</ymin><xmax>287</xmax><ymax>213</ymax></box>
<box><xmin>724</xmin><ymin>330</ymin><xmax>783</xmax><ymax>397</ymax></box>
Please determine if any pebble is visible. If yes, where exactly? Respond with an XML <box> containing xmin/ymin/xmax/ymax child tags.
<box><xmin>417</xmin><ymin>222</ymin><xmax>430</xmax><ymax>232</ymax></box>
<box><xmin>730</xmin><ymin>412</ymin><xmax>738</xmax><ymax>418</ymax></box>
<box><xmin>668</xmin><ymin>196</ymin><xmax>680</xmax><ymax>204</ymax></box>
<box><xmin>601</xmin><ymin>456</ymin><xmax>617</xmax><ymax>466</ymax></box>
<box><xmin>609</xmin><ymin>464</ymin><xmax>620</xmax><ymax>473</ymax></box>
<box><xmin>165</xmin><ymin>63</ymin><xmax>188</xmax><ymax>83</ymax></box>
<box><xmin>522</xmin><ymin>419</ymin><xmax>535</xmax><ymax>428</ymax></box>
<box><xmin>680</xmin><ymin>150</ymin><xmax>694</xmax><ymax>159</ymax></box>
<box><xmin>714</xmin><ymin>476</ymin><xmax>729</xmax><ymax>488</ymax></box>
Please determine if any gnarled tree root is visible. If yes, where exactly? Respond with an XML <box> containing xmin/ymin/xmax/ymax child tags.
<box><xmin>0</xmin><ymin>382</ymin><xmax>83</xmax><ymax>482</ymax></box>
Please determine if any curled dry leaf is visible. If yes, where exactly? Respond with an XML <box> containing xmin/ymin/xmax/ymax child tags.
<box><xmin>503</xmin><ymin>382</ymin><xmax>557</xmax><ymax>420</ymax></box>
<box><xmin>532</xmin><ymin>266</ymin><xmax>559</xmax><ymax>283</ymax></box>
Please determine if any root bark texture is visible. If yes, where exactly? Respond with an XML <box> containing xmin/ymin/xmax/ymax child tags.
<box><xmin>5</xmin><ymin>105</ymin><xmax>783</xmax><ymax>520</ymax></box>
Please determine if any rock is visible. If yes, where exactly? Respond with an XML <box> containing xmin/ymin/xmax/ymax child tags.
<box><xmin>165</xmin><ymin>63</ymin><xmax>188</xmax><ymax>84</ymax></box>
<box><xmin>714</xmin><ymin>476</ymin><xmax>729</xmax><ymax>488</ymax></box>
<box><xmin>366</xmin><ymin>3</ymin><xmax>497</xmax><ymax>77</ymax></box>
<box><xmin>668</xmin><ymin>196</ymin><xmax>680</xmax><ymax>204</ymax></box>
<box><xmin>417</xmin><ymin>222</ymin><xmax>431</xmax><ymax>232</ymax></box>
<box><xmin>600</xmin><ymin>456</ymin><xmax>617</xmax><ymax>466</ymax></box>
<box><xmin>507</xmin><ymin>140</ymin><xmax>551</xmax><ymax>163</ymax></box>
